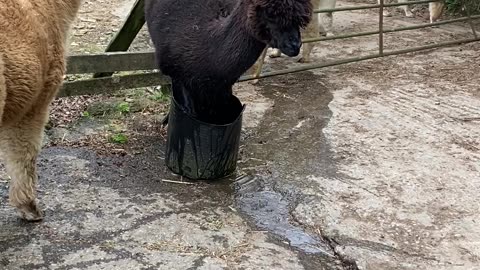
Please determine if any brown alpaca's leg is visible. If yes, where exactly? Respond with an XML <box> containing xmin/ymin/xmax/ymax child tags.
<box><xmin>299</xmin><ymin>8</ymin><xmax>321</xmax><ymax>63</ymax></box>
<box><xmin>0</xmin><ymin>58</ymin><xmax>6</xmax><ymax>123</ymax></box>
<box><xmin>0</xmin><ymin>114</ymin><xmax>46</xmax><ymax>221</ymax></box>
<box><xmin>0</xmin><ymin>58</ymin><xmax>61</xmax><ymax>221</ymax></box>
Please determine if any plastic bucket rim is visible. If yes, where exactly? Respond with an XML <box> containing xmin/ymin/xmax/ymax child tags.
<box><xmin>176</xmin><ymin>169</ymin><xmax>237</xmax><ymax>181</ymax></box>
<box><xmin>170</xmin><ymin>94</ymin><xmax>246</xmax><ymax>127</ymax></box>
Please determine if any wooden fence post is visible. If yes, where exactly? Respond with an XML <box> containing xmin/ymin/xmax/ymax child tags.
<box><xmin>93</xmin><ymin>0</ymin><xmax>146</xmax><ymax>78</ymax></box>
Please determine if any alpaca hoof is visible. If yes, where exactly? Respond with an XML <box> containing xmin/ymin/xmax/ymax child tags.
<box><xmin>326</xmin><ymin>32</ymin><xmax>334</xmax><ymax>37</ymax></box>
<box><xmin>17</xmin><ymin>201</ymin><xmax>43</xmax><ymax>222</ymax></box>
<box><xmin>405</xmin><ymin>11</ymin><xmax>414</xmax><ymax>18</ymax></box>
<box><xmin>251</xmin><ymin>79</ymin><xmax>260</xmax><ymax>85</ymax></box>
<box><xmin>298</xmin><ymin>57</ymin><xmax>310</xmax><ymax>63</ymax></box>
<box><xmin>383</xmin><ymin>11</ymin><xmax>392</xmax><ymax>17</ymax></box>
<box><xmin>430</xmin><ymin>16</ymin><xmax>440</xmax><ymax>24</ymax></box>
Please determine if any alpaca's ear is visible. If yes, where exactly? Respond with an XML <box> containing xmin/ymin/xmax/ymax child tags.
<box><xmin>295</xmin><ymin>0</ymin><xmax>313</xmax><ymax>28</ymax></box>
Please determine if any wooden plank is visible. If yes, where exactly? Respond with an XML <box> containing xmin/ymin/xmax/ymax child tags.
<box><xmin>94</xmin><ymin>0</ymin><xmax>146</xmax><ymax>78</ymax></box>
<box><xmin>59</xmin><ymin>72</ymin><xmax>170</xmax><ymax>97</ymax></box>
<box><xmin>66</xmin><ymin>51</ymin><xmax>156</xmax><ymax>74</ymax></box>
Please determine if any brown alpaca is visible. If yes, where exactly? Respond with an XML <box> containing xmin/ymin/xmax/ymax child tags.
<box><xmin>0</xmin><ymin>0</ymin><xmax>82</xmax><ymax>221</ymax></box>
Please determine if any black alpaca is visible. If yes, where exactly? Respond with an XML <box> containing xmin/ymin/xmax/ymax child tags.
<box><xmin>146</xmin><ymin>0</ymin><xmax>312</xmax><ymax>124</ymax></box>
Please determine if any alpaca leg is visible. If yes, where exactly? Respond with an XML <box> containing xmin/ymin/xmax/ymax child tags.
<box><xmin>429</xmin><ymin>3</ymin><xmax>435</xmax><ymax>23</ymax></box>
<box><xmin>299</xmin><ymin>6</ymin><xmax>321</xmax><ymax>63</ymax></box>
<box><xmin>249</xmin><ymin>47</ymin><xmax>268</xmax><ymax>85</ymax></box>
<box><xmin>318</xmin><ymin>0</ymin><xmax>335</xmax><ymax>37</ymax></box>
<box><xmin>398</xmin><ymin>0</ymin><xmax>413</xmax><ymax>17</ymax></box>
<box><xmin>0</xmin><ymin>58</ymin><xmax>6</xmax><ymax>124</ymax></box>
<box><xmin>269</xmin><ymin>48</ymin><xmax>282</xmax><ymax>58</ymax></box>
<box><xmin>322</xmin><ymin>12</ymin><xmax>334</xmax><ymax>37</ymax></box>
<box><xmin>299</xmin><ymin>44</ymin><xmax>315</xmax><ymax>63</ymax></box>
<box><xmin>0</xmin><ymin>115</ymin><xmax>46</xmax><ymax>221</ymax></box>
<box><xmin>379</xmin><ymin>0</ymin><xmax>392</xmax><ymax>17</ymax></box>
<box><xmin>429</xmin><ymin>2</ymin><xmax>444</xmax><ymax>23</ymax></box>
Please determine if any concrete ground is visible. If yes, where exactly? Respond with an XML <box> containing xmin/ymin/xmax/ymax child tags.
<box><xmin>1</xmin><ymin>1</ymin><xmax>480</xmax><ymax>269</ymax></box>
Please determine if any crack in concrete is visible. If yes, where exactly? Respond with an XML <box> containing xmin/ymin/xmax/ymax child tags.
<box><xmin>334</xmin><ymin>235</ymin><xmax>445</xmax><ymax>264</ymax></box>
<box><xmin>319</xmin><ymin>231</ymin><xmax>359</xmax><ymax>270</ymax></box>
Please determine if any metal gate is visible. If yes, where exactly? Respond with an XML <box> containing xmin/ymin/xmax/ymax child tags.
<box><xmin>60</xmin><ymin>0</ymin><xmax>480</xmax><ymax>97</ymax></box>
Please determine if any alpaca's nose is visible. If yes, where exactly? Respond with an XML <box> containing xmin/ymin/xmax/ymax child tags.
<box><xmin>290</xmin><ymin>39</ymin><xmax>301</xmax><ymax>50</ymax></box>
<box><xmin>283</xmin><ymin>38</ymin><xmax>301</xmax><ymax>56</ymax></box>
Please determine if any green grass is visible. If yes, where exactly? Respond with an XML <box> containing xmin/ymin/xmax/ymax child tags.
<box><xmin>110</xmin><ymin>133</ymin><xmax>128</xmax><ymax>144</ymax></box>
<box><xmin>149</xmin><ymin>90</ymin><xmax>170</xmax><ymax>102</ymax></box>
<box><xmin>82</xmin><ymin>111</ymin><xmax>91</xmax><ymax>118</ymax></box>
<box><xmin>116</xmin><ymin>102</ymin><xmax>131</xmax><ymax>114</ymax></box>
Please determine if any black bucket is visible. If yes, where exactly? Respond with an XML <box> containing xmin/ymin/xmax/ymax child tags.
<box><xmin>165</xmin><ymin>94</ymin><xmax>245</xmax><ymax>180</ymax></box>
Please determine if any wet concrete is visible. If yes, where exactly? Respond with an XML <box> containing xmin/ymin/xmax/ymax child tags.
<box><xmin>0</xmin><ymin>69</ymin><xmax>347</xmax><ymax>269</ymax></box>
<box><xmin>233</xmin><ymin>72</ymin><xmax>351</xmax><ymax>269</ymax></box>
<box><xmin>1</xmin><ymin>144</ymin><xmax>271</xmax><ymax>269</ymax></box>
<box><xmin>236</xmin><ymin>177</ymin><xmax>332</xmax><ymax>255</ymax></box>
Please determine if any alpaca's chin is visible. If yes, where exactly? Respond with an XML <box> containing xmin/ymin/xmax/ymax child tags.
<box><xmin>280</xmin><ymin>47</ymin><xmax>301</xmax><ymax>57</ymax></box>
<box><xmin>276</xmin><ymin>41</ymin><xmax>301</xmax><ymax>57</ymax></box>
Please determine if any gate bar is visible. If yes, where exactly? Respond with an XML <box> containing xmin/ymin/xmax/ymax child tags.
<box><xmin>239</xmin><ymin>37</ymin><xmax>479</xmax><ymax>82</ymax></box>
<box><xmin>303</xmin><ymin>15</ymin><xmax>480</xmax><ymax>44</ymax></box>
<box><xmin>315</xmin><ymin>0</ymin><xmax>444</xmax><ymax>13</ymax></box>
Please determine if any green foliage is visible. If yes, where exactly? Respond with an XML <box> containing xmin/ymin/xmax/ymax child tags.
<box><xmin>82</xmin><ymin>111</ymin><xmax>91</xmax><ymax>118</ymax></box>
<box><xmin>110</xmin><ymin>133</ymin><xmax>128</xmax><ymax>144</ymax></box>
<box><xmin>445</xmin><ymin>0</ymin><xmax>480</xmax><ymax>15</ymax></box>
<box><xmin>149</xmin><ymin>84</ymin><xmax>171</xmax><ymax>103</ymax></box>
<box><xmin>149</xmin><ymin>90</ymin><xmax>170</xmax><ymax>102</ymax></box>
<box><xmin>116</xmin><ymin>102</ymin><xmax>131</xmax><ymax>114</ymax></box>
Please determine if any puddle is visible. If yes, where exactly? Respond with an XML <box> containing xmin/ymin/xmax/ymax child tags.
<box><xmin>232</xmin><ymin>71</ymin><xmax>339</xmax><ymax>259</ymax></box>
<box><xmin>235</xmin><ymin>176</ymin><xmax>334</xmax><ymax>256</ymax></box>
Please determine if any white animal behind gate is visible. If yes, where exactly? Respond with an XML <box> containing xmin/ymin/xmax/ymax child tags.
<box><xmin>380</xmin><ymin>0</ymin><xmax>445</xmax><ymax>23</ymax></box>
<box><xmin>249</xmin><ymin>0</ymin><xmax>445</xmax><ymax>81</ymax></box>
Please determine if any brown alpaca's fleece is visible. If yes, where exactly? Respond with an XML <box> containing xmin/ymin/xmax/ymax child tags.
<box><xmin>0</xmin><ymin>0</ymin><xmax>81</xmax><ymax>221</ymax></box>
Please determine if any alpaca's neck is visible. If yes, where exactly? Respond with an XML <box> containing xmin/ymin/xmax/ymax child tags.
<box><xmin>57</xmin><ymin>0</ymin><xmax>82</xmax><ymax>21</ymax></box>
<box><xmin>209</xmin><ymin>1</ymin><xmax>266</xmax><ymax>82</ymax></box>
<box><xmin>49</xmin><ymin>0</ymin><xmax>82</xmax><ymax>28</ymax></box>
